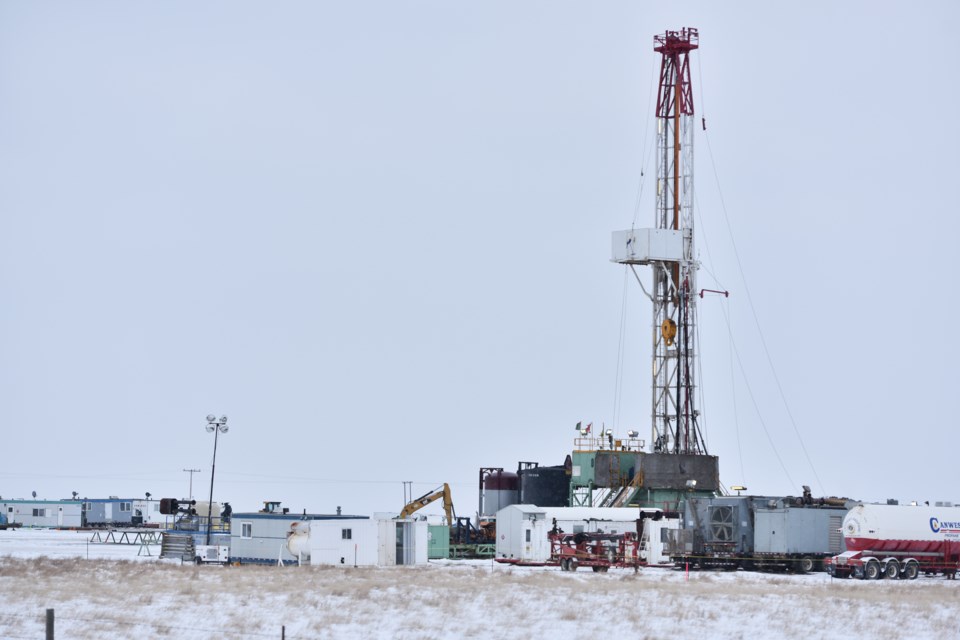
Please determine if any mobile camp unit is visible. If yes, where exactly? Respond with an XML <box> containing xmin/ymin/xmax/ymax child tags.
<box><xmin>81</xmin><ymin>498</ymin><xmax>136</xmax><ymax>527</ymax></box>
<box><xmin>305</xmin><ymin>517</ymin><xmax>428</xmax><ymax>567</ymax></box>
<box><xmin>231</xmin><ymin>510</ymin><xmax>430</xmax><ymax>567</ymax></box>
<box><xmin>1</xmin><ymin>500</ymin><xmax>83</xmax><ymax>528</ymax></box>
<box><xmin>230</xmin><ymin>510</ymin><xmax>369</xmax><ymax>565</ymax></box>
<box><xmin>131</xmin><ymin>499</ymin><xmax>166</xmax><ymax>527</ymax></box>
<box><xmin>299</xmin><ymin>517</ymin><xmax>418</xmax><ymax>566</ymax></box>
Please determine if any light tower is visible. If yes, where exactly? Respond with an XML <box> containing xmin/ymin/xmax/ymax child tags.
<box><xmin>613</xmin><ymin>27</ymin><xmax>706</xmax><ymax>456</ymax></box>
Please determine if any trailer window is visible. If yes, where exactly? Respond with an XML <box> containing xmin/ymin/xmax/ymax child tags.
<box><xmin>241</xmin><ymin>522</ymin><xmax>252</xmax><ymax>538</ymax></box>
<box><xmin>525</xmin><ymin>530</ymin><xmax>531</xmax><ymax>542</ymax></box>
<box><xmin>32</xmin><ymin>508</ymin><xmax>47</xmax><ymax>517</ymax></box>
<box><xmin>120</xmin><ymin>502</ymin><xmax>131</xmax><ymax>512</ymax></box>
<box><xmin>83</xmin><ymin>502</ymin><xmax>92</xmax><ymax>512</ymax></box>
<box><xmin>342</xmin><ymin>528</ymin><xmax>352</xmax><ymax>540</ymax></box>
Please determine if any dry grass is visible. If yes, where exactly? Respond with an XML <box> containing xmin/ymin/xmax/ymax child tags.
<box><xmin>1</xmin><ymin>557</ymin><xmax>958</xmax><ymax>639</ymax></box>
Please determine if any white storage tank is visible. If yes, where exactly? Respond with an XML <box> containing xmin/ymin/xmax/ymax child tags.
<box><xmin>483</xmin><ymin>471</ymin><xmax>519</xmax><ymax>517</ymax></box>
<box><xmin>844</xmin><ymin>503</ymin><xmax>960</xmax><ymax>549</ymax></box>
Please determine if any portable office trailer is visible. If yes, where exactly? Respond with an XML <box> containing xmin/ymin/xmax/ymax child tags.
<box><xmin>131</xmin><ymin>499</ymin><xmax>165</xmax><ymax>526</ymax></box>
<box><xmin>312</xmin><ymin>518</ymin><xmax>428</xmax><ymax>566</ymax></box>
<box><xmin>230</xmin><ymin>512</ymin><xmax>368</xmax><ymax>565</ymax></box>
<box><xmin>1</xmin><ymin>500</ymin><xmax>83</xmax><ymax>528</ymax></box>
<box><xmin>81</xmin><ymin>498</ymin><xmax>136</xmax><ymax>527</ymax></box>
<box><xmin>307</xmin><ymin>519</ymin><xmax>380</xmax><ymax>566</ymax></box>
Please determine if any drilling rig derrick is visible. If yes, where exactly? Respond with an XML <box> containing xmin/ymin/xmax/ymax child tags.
<box><xmin>613</xmin><ymin>28</ymin><xmax>705</xmax><ymax>457</ymax></box>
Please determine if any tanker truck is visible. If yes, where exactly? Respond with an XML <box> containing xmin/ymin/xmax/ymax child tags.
<box><xmin>825</xmin><ymin>503</ymin><xmax>960</xmax><ymax>579</ymax></box>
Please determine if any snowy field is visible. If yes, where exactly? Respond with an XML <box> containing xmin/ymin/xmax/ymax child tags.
<box><xmin>1</xmin><ymin>529</ymin><xmax>959</xmax><ymax>639</ymax></box>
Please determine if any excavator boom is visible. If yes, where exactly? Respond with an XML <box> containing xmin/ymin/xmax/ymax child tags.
<box><xmin>399</xmin><ymin>483</ymin><xmax>455</xmax><ymax>524</ymax></box>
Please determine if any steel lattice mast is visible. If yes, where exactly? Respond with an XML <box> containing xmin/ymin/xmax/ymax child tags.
<box><xmin>612</xmin><ymin>27</ymin><xmax>706</xmax><ymax>456</ymax></box>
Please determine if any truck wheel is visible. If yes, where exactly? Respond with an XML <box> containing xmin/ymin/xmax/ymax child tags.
<box><xmin>798</xmin><ymin>557</ymin><xmax>814</xmax><ymax>573</ymax></box>
<box><xmin>568</xmin><ymin>558</ymin><xmax>578</xmax><ymax>572</ymax></box>
<box><xmin>560</xmin><ymin>558</ymin><xmax>569</xmax><ymax>571</ymax></box>
<box><xmin>883</xmin><ymin>559</ymin><xmax>900</xmax><ymax>580</ymax></box>
<box><xmin>902</xmin><ymin>560</ymin><xmax>919</xmax><ymax>580</ymax></box>
<box><xmin>864</xmin><ymin>559</ymin><xmax>881</xmax><ymax>580</ymax></box>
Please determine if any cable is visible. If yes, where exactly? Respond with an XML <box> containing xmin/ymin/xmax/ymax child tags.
<box><xmin>612</xmin><ymin>267</ymin><xmax>630</xmax><ymax>432</ymax></box>
<box><xmin>693</xmin><ymin>194</ymin><xmax>746</xmax><ymax>486</ymax></box>
<box><xmin>693</xmin><ymin>47</ymin><xmax>823</xmax><ymax>492</ymax></box>
<box><xmin>631</xmin><ymin>55</ymin><xmax>659</xmax><ymax>229</ymax></box>
<box><xmin>702</xmin><ymin>130</ymin><xmax>825</xmax><ymax>495</ymax></box>
<box><xmin>725</xmin><ymin>296</ymin><xmax>747</xmax><ymax>486</ymax></box>
<box><xmin>719</xmin><ymin>301</ymin><xmax>797</xmax><ymax>490</ymax></box>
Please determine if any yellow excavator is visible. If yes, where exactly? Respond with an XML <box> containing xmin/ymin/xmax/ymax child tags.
<box><xmin>399</xmin><ymin>483</ymin><xmax>454</xmax><ymax>524</ymax></box>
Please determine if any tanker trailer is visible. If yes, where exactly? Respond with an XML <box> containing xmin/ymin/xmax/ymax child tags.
<box><xmin>825</xmin><ymin>504</ymin><xmax>960</xmax><ymax>580</ymax></box>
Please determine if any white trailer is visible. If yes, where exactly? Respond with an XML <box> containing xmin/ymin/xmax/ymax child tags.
<box><xmin>1</xmin><ymin>500</ymin><xmax>83</xmax><ymax>528</ymax></box>
<box><xmin>293</xmin><ymin>517</ymin><xmax>428</xmax><ymax>567</ymax></box>
<box><xmin>826</xmin><ymin>503</ymin><xmax>960</xmax><ymax>579</ymax></box>
<box><xmin>495</xmin><ymin>505</ymin><xmax>677</xmax><ymax>566</ymax></box>
<box><xmin>306</xmin><ymin>519</ymin><xmax>379</xmax><ymax>566</ymax></box>
<box><xmin>132</xmin><ymin>499</ymin><xmax>166</xmax><ymax>526</ymax></box>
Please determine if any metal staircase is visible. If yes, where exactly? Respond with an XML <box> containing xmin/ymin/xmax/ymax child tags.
<box><xmin>160</xmin><ymin>532</ymin><xmax>196</xmax><ymax>561</ymax></box>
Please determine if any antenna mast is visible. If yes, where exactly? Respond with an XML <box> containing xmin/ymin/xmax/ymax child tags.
<box><xmin>613</xmin><ymin>27</ymin><xmax>705</xmax><ymax>456</ymax></box>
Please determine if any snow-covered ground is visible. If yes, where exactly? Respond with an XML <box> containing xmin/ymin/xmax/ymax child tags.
<box><xmin>1</xmin><ymin>529</ymin><xmax>959</xmax><ymax>640</ymax></box>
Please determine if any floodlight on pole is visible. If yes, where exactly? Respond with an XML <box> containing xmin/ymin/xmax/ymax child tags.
<box><xmin>204</xmin><ymin>414</ymin><xmax>229</xmax><ymax>545</ymax></box>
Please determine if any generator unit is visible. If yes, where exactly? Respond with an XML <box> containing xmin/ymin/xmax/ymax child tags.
<box><xmin>668</xmin><ymin>492</ymin><xmax>852</xmax><ymax>572</ymax></box>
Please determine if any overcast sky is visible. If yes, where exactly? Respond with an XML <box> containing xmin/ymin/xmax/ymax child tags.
<box><xmin>2</xmin><ymin>2</ymin><xmax>958</xmax><ymax>518</ymax></box>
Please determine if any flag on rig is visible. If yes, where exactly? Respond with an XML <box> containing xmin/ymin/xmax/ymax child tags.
<box><xmin>575</xmin><ymin>421</ymin><xmax>582</xmax><ymax>431</ymax></box>
<box><xmin>585</xmin><ymin>422</ymin><xmax>592</xmax><ymax>435</ymax></box>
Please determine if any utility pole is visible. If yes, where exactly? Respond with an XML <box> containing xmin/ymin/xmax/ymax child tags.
<box><xmin>183</xmin><ymin>468</ymin><xmax>201</xmax><ymax>500</ymax></box>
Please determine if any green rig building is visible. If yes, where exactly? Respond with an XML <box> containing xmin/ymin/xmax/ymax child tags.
<box><xmin>569</xmin><ymin>434</ymin><xmax>719</xmax><ymax>510</ymax></box>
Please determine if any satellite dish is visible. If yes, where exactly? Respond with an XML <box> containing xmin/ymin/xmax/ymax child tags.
<box><xmin>219</xmin><ymin>415</ymin><xmax>228</xmax><ymax>424</ymax></box>
<box><xmin>219</xmin><ymin>425</ymin><xmax>229</xmax><ymax>433</ymax></box>
<box><xmin>205</xmin><ymin>424</ymin><xmax>215</xmax><ymax>433</ymax></box>
<box><xmin>32</xmin><ymin>491</ymin><xmax>37</xmax><ymax>499</ymax></box>
<box><xmin>206</xmin><ymin>414</ymin><xmax>217</xmax><ymax>423</ymax></box>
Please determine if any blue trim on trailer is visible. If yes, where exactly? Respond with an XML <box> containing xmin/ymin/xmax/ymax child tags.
<box><xmin>232</xmin><ymin>513</ymin><xmax>369</xmax><ymax>520</ymax></box>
